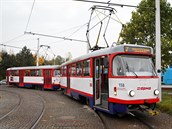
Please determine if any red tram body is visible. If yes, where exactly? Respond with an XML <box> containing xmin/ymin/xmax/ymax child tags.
<box><xmin>60</xmin><ymin>44</ymin><xmax>160</xmax><ymax>115</ymax></box>
<box><xmin>6</xmin><ymin>65</ymin><xmax>60</xmax><ymax>90</ymax></box>
<box><xmin>6</xmin><ymin>44</ymin><xmax>160</xmax><ymax>115</ymax></box>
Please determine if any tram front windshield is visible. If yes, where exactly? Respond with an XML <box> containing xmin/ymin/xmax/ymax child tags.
<box><xmin>113</xmin><ymin>55</ymin><xmax>156</xmax><ymax>76</ymax></box>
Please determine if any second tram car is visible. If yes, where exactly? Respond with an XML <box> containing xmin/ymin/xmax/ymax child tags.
<box><xmin>6</xmin><ymin>65</ymin><xmax>60</xmax><ymax>90</ymax></box>
<box><xmin>60</xmin><ymin>44</ymin><xmax>160</xmax><ymax>114</ymax></box>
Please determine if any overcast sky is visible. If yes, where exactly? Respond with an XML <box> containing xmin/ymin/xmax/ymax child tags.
<box><xmin>1</xmin><ymin>0</ymin><xmax>172</xmax><ymax>60</ymax></box>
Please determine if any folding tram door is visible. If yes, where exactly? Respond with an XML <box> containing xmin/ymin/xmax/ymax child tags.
<box><xmin>94</xmin><ymin>56</ymin><xmax>109</xmax><ymax>109</ymax></box>
<box><xmin>19</xmin><ymin>70</ymin><xmax>24</xmax><ymax>87</ymax></box>
<box><xmin>66</xmin><ymin>65</ymin><xmax>71</xmax><ymax>95</ymax></box>
<box><xmin>44</xmin><ymin>69</ymin><xmax>52</xmax><ymax>89</ymax></box>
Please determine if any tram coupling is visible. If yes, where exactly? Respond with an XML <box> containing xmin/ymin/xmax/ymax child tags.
<box><xmin>138</xmin><ymin>105</ymin><xmax>160</xmax><ymax>116</ymax></box>
<box><xmin>146</xmin><ymin>109</ymin><xmax>159</xmax><ymax>116</ymax></box>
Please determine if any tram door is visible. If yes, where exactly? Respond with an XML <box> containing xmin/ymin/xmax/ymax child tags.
<box><xmin>44</xmin><ymin>69</ymin><xmax>52</xmax><ymax>89</ymax></box>
<box><xmin>67</xmin><ymin>65</ymin><xmax>71</xmax><ymax>94</ymax></box>
<box><xmin>19</xmin><ymin>70</ymin><xmax>24</xmax><ymax>87</ymax></box>
<box><xmin>94</xmin><ymin>57</ymin><xmax>109</xmax><ymax>108</ymax></box>
<box><xmin>94</xmin><ymin>58</ymin><xmax>102</xmax><ymax>105</ymax></box>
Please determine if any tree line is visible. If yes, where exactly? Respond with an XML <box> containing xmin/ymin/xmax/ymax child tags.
<box><xmin>0</xmin><ymin>46</ymin><xmax>66</xmax><ymax>80</ymax></box>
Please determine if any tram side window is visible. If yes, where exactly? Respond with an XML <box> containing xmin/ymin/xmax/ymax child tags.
<box><xmin>113</xmin><ymin>56</ymin><xmax>124</xmax><ymax>76</ymax></box>
<box><xmin>76</xmin><ymin>62</ymin><xmax>83</xmax><ymax>76</ymax></box>
<box><xmin>54</xmin><ymin>69</ymin><xmax>60</xmax><ymax>76</ymax></box>
<box><xmin>83</xmin><ymin>60</ymin><xmax>90</xmax><ymax>76</ymax></box>
<box><xmin>25</xmin><ymin>70</ymin><xmax>31</xmax><ymax>76</ymax></box>
<box><xmin>30</xmin><ymin>70</ymin><xmax>36</xmax><ymax>76</ymax></box>
<box><xmin>64</xmin><ymin>66</ymin><xmax>67</xmax><ymax>76</ymax></box>
<box><xmin>71</xmin><ymin>64</ymin><xmax>76</xmax><ymax>76</ymax></box>
<box><xmin>61</xmin><ymin>66</ymin><xmax>67</xmax><ymax>76</ymax></box>
<box><xmin>60</xmin><ymin>68</ymin><xmax>63</xmax><ymax>76</ymax></box>
<box><xmin>38</xmin><ymin>69</ymin><xmax>42</xmax><ymax>76</ymax></box>
<box><xmin>10</xmin><ymin>70</ymin><xmax>19</xmax><ymax>76</ymax></box>
<box><xmin>30</xmin><ymin>69</ymin><xmax>42</xmax><ymax>76</ymax></box>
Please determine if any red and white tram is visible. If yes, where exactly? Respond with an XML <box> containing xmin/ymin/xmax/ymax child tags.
<box><xmin>6</xmin><ymin>65</ymin><xmax>60</xmax><ymax>90</ymax></box>
<box><xmin>60</xmin><ymin>44</ymin><xmax>160</xmax><ymax>114</ymax></box>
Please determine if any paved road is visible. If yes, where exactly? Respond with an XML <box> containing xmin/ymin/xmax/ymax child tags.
<box><xmin>0</xmin><ymin>86</ymin><xmax>104</xmax><ymax>129</ymax></box>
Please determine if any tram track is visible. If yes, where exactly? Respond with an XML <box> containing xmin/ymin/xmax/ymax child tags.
<box><xmin>0</xmin><ymin>90</ymin><xmax>22</xmax><ymax>121</ymax></box>
<box><xmin>0</xmin><ymin>86</ymin><xmax>46</xmax><ymax>129</ymax></box>
<box><xmin>30</xmin><ymin>94</ymin><xmax>46</xmax><ymax>129</ymax></box>
<box><xmin>128</xmin><ymin>112</ymin><xmax>155</xmax><ymax>129</ymax></box>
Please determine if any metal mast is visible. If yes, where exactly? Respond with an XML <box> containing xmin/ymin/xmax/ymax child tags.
<box><xmin>155</xmin><ymin>0</ymin><xmax>161</xmax><ymax>101</ymax></box>
<box><xmin>36</xmin><ymin>38</ymin><xmax>40</xmax><ymax>66</ymax></box>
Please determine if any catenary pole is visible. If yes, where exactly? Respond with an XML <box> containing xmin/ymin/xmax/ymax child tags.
<box><xmin>155</xmin><ymin>0</ymin><xmax>161</xmax><ymax>101</ymax></box>
<box><xmin>36</xmin><ymin>38</ymin><xmax>40</xmax><ymax>66</ymax></box>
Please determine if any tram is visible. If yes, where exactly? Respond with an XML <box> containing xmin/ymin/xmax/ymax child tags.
<box><xmin>60</xmin><ymin>44</ymin><xmax>160</xmax><ymax>114</ymax></box>
<box><xmin>6</xmin><ymin>65</ymin><xmax>60</xmax><ymax>90</ymax></box>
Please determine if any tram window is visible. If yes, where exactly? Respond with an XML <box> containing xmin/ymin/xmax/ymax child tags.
<box><xmin>113</xmin><ymin>55</ymin><xmax>156</xmax><ymax>76</ymax></box>
<box><xmin>71</xmin><ymin>64</ymin><xmax>76</xmax><ymax>76</ymax></box>
<box><xmin>83</xmin><ymin>60</ymin><xmax>90</xmax><ymax>76</ymax></box>
<box><xmin>113</xmin><ymin>56</ymin><xmax>124</xmax><ymax>76</ymax></box>
<box><xmin>64</xmin><ymin>66</ymin><xmax>67</xmax><ymax>76</ymax></box>
<box><xmin>11</xmin><ymin>70</ymin><xmax>19</xmax><ymax>76</ymax></box>
<box><xmin>62</xmin><ymin>66</ymin><xmax>67</xmax><ymax>76</ymax></box>
<box><xmin>31</xmin><ymin>70</ymin><xmax>36</xmax><ymax>76</ymax></box>
<box><xmin>54</xmin><ymin>69</ymin><xmax>60</xmax><ymax>76</ymax></box>
<box><xmin>38</xmin><ymin>69</ymin><xmax>42</xmax><ymax>76</ymax></box>
<box><xmin>60</xmin><ymin>68</ymin><xmax>63</xmax><ymax>76</ymax></box>
<box><xmin>25</xmin><ymin>70</ymin><xmax>30</xmax><ymax>76</ymax></box>
<box><xmin>76</xmin><ymin>62</ymin><xmax>83</xmax><ymax>76</ymax></box>
<box><xmin>15</xmin><ymin>70</ymin><xmax>19</xmax><ymax>76</ymax></box>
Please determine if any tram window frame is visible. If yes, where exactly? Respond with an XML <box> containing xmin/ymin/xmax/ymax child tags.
<box><xmin>71</xmin><ymin>63</ymin><xmax>76</xmax><ymax>77</ymax></box>
<box><xmin>30</xmin><ymin>69</ymin><xmax>42</xmax><ymax>76</ymax></box>
<box><xmin>54</xmin><ymin>69</ymin><xmax>60</xmax><ymax>76</ymax></box>
<box><xmin>30</xmin><ymin>70</ymin><xmax>36</xmax><ymax>76</ymax></box>
<box><xmin>112</xmin><ymin>55</ymin><xmax>156</xmax><ymax>76</ymax></box>
<box><xmin>38</xmin><ymin>69</ymin><xmax>42</xmax><ymax>76</ymax></box>
<box><xmin>112</xmin><ymin>55</ymin><xmax>125</xmax><ymax>76</ymax></box>
<box><xmin>61</xmin><ymin>66</ymin><xmax>67</xmax><ymax>76</ymax></box>
<box><xmin>60</xmin><ymin>67</ymin><xmax>63</xmax><ymax>76</ymax></box>
<box><xmin>83</xmin><ymin>59</ymin><xmax>90</xmax><ymax>76</ymax></box>
<box><xmin>25</xmin><ymin>70</ymin><xmax>31</xmax><ymax>76</ymax></box>
<box><xmin>76</xmin><ymin>62</ymin><xmax>83</xmax><ymax>76</ymax></box>
<box><xmin>10</xmin><ymin>70</ymin><xmax>19</xmax><ymax>76</ymax></box>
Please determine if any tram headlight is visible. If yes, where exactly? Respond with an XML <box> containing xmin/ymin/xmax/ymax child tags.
<box><xmin>128</xmin><ymin>90</ymin><xmax>135</xmax><ymax>97</ymax></box>
<box><xmin>154</xmin><ymin>89</ymin><xmax>159</xmax><ymax>95</ymax></box>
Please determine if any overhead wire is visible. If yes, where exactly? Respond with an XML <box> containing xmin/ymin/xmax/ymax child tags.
<box><xmin>73</xmin><ymin>0</ymin><xmax>138</xmax><ymax>8</ymax></box>
<box><xmin>0</xmin><ymin>44</ymin><xmax>36</xmax><ymax>52</ymax></box>
<box><xmin>25</xmin><ymin>0</ymin><xmax>36</xmax><ymax>32</ymax></box>
<box><xmin>1</xmin><ymin>34</ymin><xmax>25</xmax><ymax>44</ymax></box>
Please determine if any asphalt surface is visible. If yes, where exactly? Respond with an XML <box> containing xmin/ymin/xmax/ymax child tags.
<box><xmin>0</xmin><ymin>85</ymin><xmax>104</xmax><ymax>129</ymax></box>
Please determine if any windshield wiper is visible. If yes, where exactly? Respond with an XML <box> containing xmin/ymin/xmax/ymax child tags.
<box><xmin>131</xmin><ymin>71</ymin><xmax>138</xmax><ymax>77</ymax></box>
<box><xmin>125</xmin><ymin>62</ymin><xmax>138</xmax><ymax>77</ymax></box>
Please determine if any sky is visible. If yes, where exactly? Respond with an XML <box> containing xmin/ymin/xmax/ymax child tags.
<box><xmin>0</xmin><ymin>0</ymin><xmax>172</xmax><ymax>60</ymax></box>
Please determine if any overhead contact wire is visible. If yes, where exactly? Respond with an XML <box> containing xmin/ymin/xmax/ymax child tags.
<box><xmin>25</xmin><ymin>0</ymin><xmax>36</xmax><ymax>32</ymax></box>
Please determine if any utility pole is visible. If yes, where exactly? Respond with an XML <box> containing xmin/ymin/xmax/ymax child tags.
<box><xmin>155</xmin><ymin>0</ymin><xmax>161</xmax><ymax>101</ymax></box>
<box><xmin>36</xmin><ymin>38</ymin><xmax>40</xmax><ymax>66</ymax></box>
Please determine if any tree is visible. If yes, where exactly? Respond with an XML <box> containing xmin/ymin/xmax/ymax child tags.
<box><xmin>55</xmin><ymin>55</ymin><xmax>65</xmax><ymax>65</ymax></box>
<box><xmin>119</xmin><ymin>0</ymin><xmax>172</xmax><ymax>69</ymax></box>
<box><xmin>16</xmin><ymin>46</ymin><xmax>35</xmax><ymax>66</ymax></box>
<box><xmin>0</xmin><ymin>51</ymin><xmax>17</xmax><ymax>79</ymax></box>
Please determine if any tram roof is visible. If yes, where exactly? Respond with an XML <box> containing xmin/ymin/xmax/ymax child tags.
<box><xmin>61</xmin><ymin>44</ymin><xmax>153</xmax><ymax>66</ymax></box>
<box><xmin>7</xmin><ymin>65</ymin><xmax>60</xmax><ymax>71</ymax></box>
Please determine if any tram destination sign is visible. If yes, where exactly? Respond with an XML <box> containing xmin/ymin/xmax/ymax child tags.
<box><xmin>124</xmin><ymin>46</ymin><xmax>151</xmax><ymax>54</ymax></box>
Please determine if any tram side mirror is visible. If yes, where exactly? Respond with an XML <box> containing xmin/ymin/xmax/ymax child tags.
<box><xmin>157</xmin><ymin>69</ymin><xmax>161</xmax><ymax>73</ymax></box>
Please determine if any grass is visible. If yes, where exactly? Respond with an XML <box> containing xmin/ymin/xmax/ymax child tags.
<box><xmin>157</xmin><ymin>89</ymin><xmax>172</xmax><ymax>115</ymax></box>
